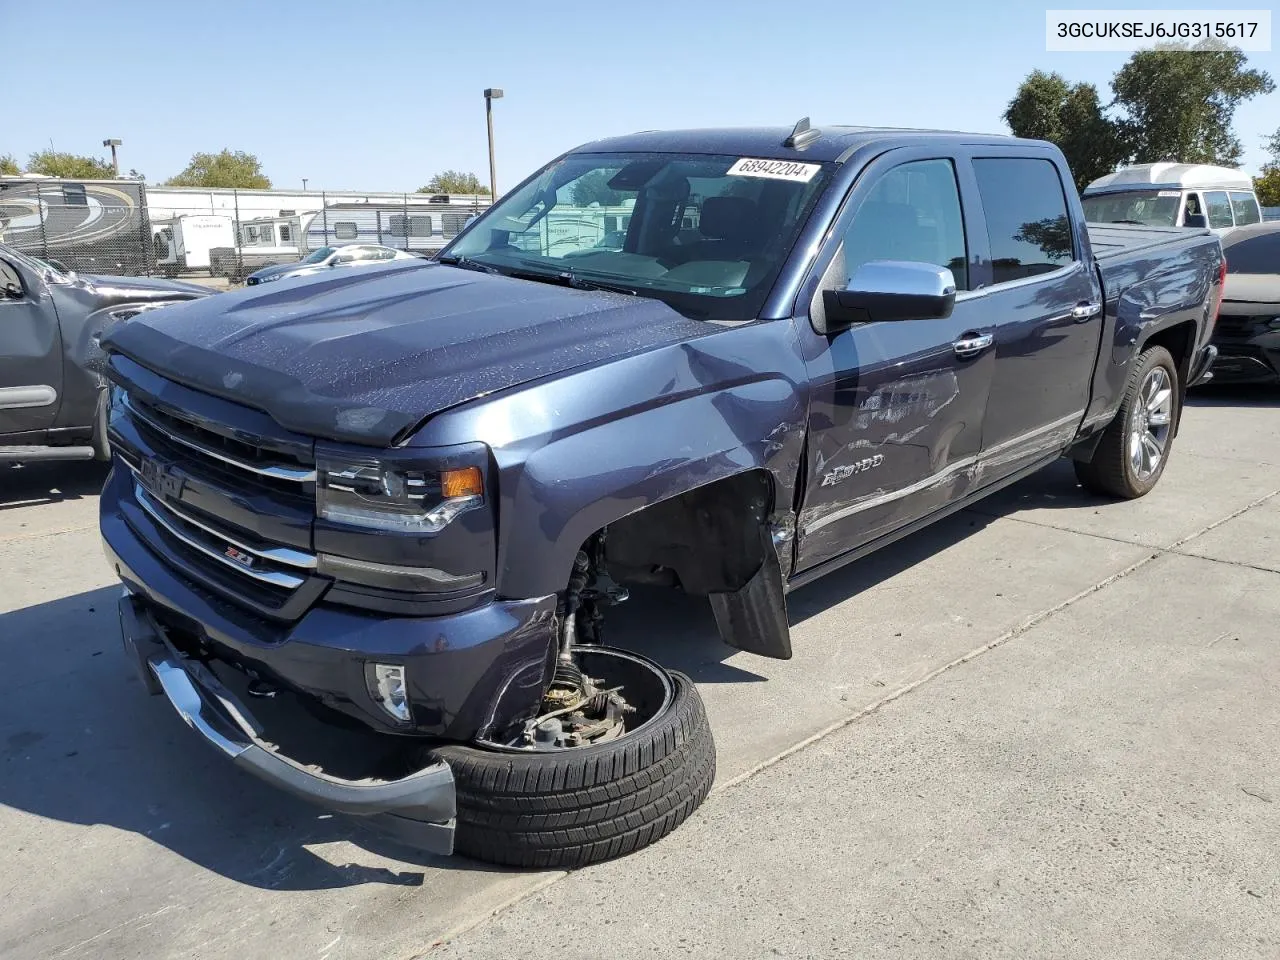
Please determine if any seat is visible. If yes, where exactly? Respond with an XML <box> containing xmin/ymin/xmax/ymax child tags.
<box><xmin>681</xmin><ymin>196</ymin><xmax>763</xmax><ymax>263</ymax></box>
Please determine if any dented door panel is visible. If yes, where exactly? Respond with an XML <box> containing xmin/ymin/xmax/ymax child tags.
<box><xmin>794</xmin><ymin>310</ymin><xmax>994</xmax><ymax>571</ymax></box>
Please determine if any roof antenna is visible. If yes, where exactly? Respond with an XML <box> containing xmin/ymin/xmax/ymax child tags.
<box><xmin>784</xmin><ymin>117</ymin><xmax>821</xmax><ymax>150</ymax></box>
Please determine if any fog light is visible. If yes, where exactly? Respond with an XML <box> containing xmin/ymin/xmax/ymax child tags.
<box><xmin>367</xmin><ymin>663</ymin><xmax>410</xmax><ymax>722</ymax></box>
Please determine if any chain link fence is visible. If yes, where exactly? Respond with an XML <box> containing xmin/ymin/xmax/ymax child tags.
<box><xmin>0</xmin><ymin>179</ymin><xmax>489</xmax><ymax>280</ymax></box>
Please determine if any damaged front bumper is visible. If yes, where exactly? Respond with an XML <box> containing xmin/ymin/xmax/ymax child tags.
<box><xmin>117</xmin><ymin>591</ymin><xmax>458</xmax><ymax>855</ymax></box>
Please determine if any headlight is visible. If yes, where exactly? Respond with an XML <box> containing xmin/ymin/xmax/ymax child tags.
<box><xmin>316</xmin><ymin>457</ymin><xmax>484</xmax><ymax>533</ymax></box>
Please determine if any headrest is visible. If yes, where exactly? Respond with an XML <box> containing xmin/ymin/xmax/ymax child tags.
<box><xmin>700</xmin><ymin>196</ymin><xmax>757</xmax><ymax>240</ymax></box>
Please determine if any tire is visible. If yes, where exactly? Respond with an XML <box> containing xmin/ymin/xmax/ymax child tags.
<box><xmin>1074</xmin><ymin>345</ymin><xmax>1179</xmax><ymax>499</ymax></box>
<box><xmin>428</xmin><ymin>670</ymin><xmax>715</xmax><ymax>869</ymax></box>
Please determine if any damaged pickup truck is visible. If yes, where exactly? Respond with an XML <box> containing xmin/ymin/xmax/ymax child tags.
<box><xmin>100</xmin><ymin>122</ymin><xmax>1225</xmax><ymax>867</ymax></box>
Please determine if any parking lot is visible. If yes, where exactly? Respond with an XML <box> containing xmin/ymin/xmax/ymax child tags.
<box><xmin>2</xmin><ymin>387</ymin><xmax>1278</xmax><ymax>959</ymax></box>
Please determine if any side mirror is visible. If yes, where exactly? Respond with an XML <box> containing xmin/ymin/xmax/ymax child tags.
<box><xmin>1183</xmin><ymin>213</ymin><xmax>1208</xmax><ymax>229</ymax></box>
<box><xmin>820</xmin><ymin>261</ymin><xmax>957</xmax><ymax>333</ymax></box>
<box><xmin>4</xmin><ymin>281</ymin><xmax>23</xmax><ymax>300</ymax></box>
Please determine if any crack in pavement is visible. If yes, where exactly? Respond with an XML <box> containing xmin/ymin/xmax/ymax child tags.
<box><xmin>416</xmin><ymin>484</ymin><xmax>1280</xmax><ymax>956</ymax></box>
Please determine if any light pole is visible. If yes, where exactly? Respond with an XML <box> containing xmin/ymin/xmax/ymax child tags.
<box><xmin>302</xmin><ymin>178</ymin><xmax>309</xmax><ymax>191</ymax></box>
<box><xmin>102</xmin><ymin>138</ymin><xmax>122</xmax><ymax>177</ymax></box>
<box><xmin>484</xmin><ymin>88</ymin><xmax>503</xmax><ymax>199</ymax></box>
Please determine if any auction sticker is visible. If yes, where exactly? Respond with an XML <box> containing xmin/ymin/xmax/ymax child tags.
<box><xmin>727</xmin><ymin>158</ymin><xmax>821</xmax><ymax>182</ymax></box>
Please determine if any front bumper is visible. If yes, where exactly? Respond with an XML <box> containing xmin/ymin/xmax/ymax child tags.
<box><xmin>101</xmin><ymin>467</ymin><xmax>558</xmax><ymax>742</ymax></box>
<box><xmin>118</xmin><ymin>592</ymin><xmax>458</xmax><ymax>853</ymax></box>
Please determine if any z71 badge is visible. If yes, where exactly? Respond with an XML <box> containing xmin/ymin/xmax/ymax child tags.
<box><xmin>821</xmin><ymin>454</ymin><xmax>884</xmax><ymax>487</ymax></box>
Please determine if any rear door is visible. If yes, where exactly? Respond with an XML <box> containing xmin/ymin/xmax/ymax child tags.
<box><xmin>794</xmin><ymin>150</ymin><xmax>996</xmax><ymax>572</ymax></box>
<box><xmin>0</xmin><ymin>253</ymin><xmax>63</xmax><ymax>436</ymax></box>
<box><xmin>964</xmin><ymin>153</ymin><xmax>1102</xmax><ymax>484</ymax></box>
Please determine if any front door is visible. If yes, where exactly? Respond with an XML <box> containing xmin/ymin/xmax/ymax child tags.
<box><xmin>794</xmin><ymin>154</ymin><xmax>996</xmax><ymax>573</ymax></box>
<box><xmin>0</xmin><ymin>253</ymin><xmax>63</xmax><ymax>436</ymax></box>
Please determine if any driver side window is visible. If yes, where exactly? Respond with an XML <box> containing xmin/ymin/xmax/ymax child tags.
<box><xmin>840</xmin><ymin>159</ymin><xmax>969</xmax><ymax>291</ymax></box>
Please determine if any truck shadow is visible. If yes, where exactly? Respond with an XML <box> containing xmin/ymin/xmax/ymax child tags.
<box><xmin>0</xmin><ymin>585</ymin><xmax>525</xmax><ymax>893</ymax></box>
<box><xmin>0</xmin><ymin>461</ymin><xmax>109</xmax><ymax>509</ymax></box>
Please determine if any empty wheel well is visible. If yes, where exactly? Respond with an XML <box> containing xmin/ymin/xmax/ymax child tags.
<box><xmin>601</xmin><ymin>471</ymin><xmax>774</xmax><ymax>595</ymax></box>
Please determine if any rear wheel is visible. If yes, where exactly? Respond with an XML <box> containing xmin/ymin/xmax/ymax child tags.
<box><xmin>1074</xmin><ymin>345</ymin><xmax>1178</xmax><ymax>499</ymax></box>
<box><xmin>427</xmin><ymin>647</ymin><xmax>715</xmax><ymax>869</ymax></box>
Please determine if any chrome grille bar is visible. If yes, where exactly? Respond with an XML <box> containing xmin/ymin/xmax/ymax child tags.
<box><xmin>134</xmin><ymin>484</ymin><xmax>307</xmax><ymax>590</ymax></box>
<box><xmin>123</xmin><ymin>394</ymin><xmax>316</xmax><ymax>483</ymax></box>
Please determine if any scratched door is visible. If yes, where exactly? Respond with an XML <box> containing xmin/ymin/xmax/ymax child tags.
<box><xmin>793</xmin><ymin>157</ymin><xmax>996</xmax><ymax>574</ymax></box>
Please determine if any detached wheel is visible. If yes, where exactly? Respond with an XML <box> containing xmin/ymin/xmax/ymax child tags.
<box><xmin>428</xmin><ymin>647</ymin><xmax>715</xmax><ymax>869</ymax></box>
<box><xmin>1074</xmin><ymin>345</ymin><xmax>1178</xmax><ymax>499</ymax></box>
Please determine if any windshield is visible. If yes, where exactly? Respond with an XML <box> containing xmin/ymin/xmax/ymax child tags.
<box><xmin>1082</xmin><ymin>191</ymin><xmax>1180</xmax><ymax>226</ymax></box>
<box><xmin>441</xmin><ymin>151</ymin><xmax>834</xmax><ymax>321</ymax></box>
<box><xmin>301</xmin><ymin>247</ymin><xmax>335</xmax><ymax>264</ymax></box>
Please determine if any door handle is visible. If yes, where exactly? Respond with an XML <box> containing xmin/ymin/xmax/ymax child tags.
<box><xmin>952</xmin><ymin>333</ymin><xmax>993</xmax><ymax>358</ymax></box>
<box><xmin>1071</xmin><ymin>301</ymin><xmax>1102</xmax><ymax>321</ymax></box>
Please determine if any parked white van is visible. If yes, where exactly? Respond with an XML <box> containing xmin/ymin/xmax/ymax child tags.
<box><xmin>1082</xmin><ymin>163</ymin><xmax>1262</xmax><ymax>234</ymax></box>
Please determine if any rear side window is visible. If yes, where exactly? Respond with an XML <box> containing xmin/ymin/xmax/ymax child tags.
<box><xmin>842</xmin><ymin>158</ymin><xmax>969</xmax><ymax>291</ymax></box>
<box><xmin>1223</xmin><ymin>233</ymin><xmax>1280</xmax><ymax>274</ymax></box>
<box><xmin>972</xmin><ymin>158</ymin><xmax>1074</xmax><ymax>285</ymax></box>
<box><xmin>1204</xmin><ymin>191</ymin><xmax>1234</xmax><ymax>229</ymax></box>
<box><xmin>1229</xmin><ymin>192</ymin><xmax>1261</xmax><ymax>226</ymax></box>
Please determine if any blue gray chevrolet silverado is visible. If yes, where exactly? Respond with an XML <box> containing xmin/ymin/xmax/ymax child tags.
<box><xmin>100</xmin><ymin>121</ymin><xmax>1225</xmax><ymax>867</ymax></box>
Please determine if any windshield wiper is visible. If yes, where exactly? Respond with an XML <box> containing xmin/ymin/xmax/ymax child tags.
<box><xmin>1107</xmin><ymin>219</ymin><xmax>1147</xmax><ymax>225</ymax></box>
<box><xmin>437</xmin><ymin>254</ymin><xmax>501</xmax><ymax>274</ymax></box>
<box><xmin>511</xmin><ymin>261</ymin><xmax>638</xmax><ymax>296</ymax></box>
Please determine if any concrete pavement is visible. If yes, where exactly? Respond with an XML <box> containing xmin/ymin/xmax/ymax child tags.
<box><xmin>1</xmin><ymin>387</ymin><xmax>1277</xmax><ymax>959</ymax></box>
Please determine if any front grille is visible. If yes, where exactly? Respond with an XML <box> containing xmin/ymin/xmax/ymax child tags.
<box><xmin>113</xmin><ymin>384</ymin><xmax>325</xmax><ymax>620</ymax></box>
<box><xmin>133</xmin><ymin>483</ymin><xmax>313</xmax><ymax>590</ymax></box>
<box><xmin>124</xmin><ymin>393</ymin><xmax>315</xmax><ymax>486</ymax></box>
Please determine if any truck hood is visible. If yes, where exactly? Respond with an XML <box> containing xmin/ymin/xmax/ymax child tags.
<box><xmin>102</xmin><ymin>261</ymin><xmax>712</xmax><ymax>446</ymax></box>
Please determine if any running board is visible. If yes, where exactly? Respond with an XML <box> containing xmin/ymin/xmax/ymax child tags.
<box><xmin>0</xmin><ymin>445</ymin><xmax>98</xmax><ymax>463</ymax></box>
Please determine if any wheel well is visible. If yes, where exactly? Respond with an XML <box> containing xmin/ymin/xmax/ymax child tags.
<box><xmin>1142</xmin><ymin>321</ymin><xmax>1195</xmax><ymax>432</ymax></box>
<box><xmin>600</xmin><ymin>470</ymin><xmax>774</xmax><ymax>595</ymax></box>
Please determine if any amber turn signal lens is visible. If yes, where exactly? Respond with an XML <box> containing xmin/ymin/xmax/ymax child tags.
<box><xmin>441</xmin><ymin>466</ymin><xmax>483</xmax><ymax>499</ymax></box>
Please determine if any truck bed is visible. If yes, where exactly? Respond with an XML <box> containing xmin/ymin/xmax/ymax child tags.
<box><xmin>1087</xmin><ymin>223</ymin><xmax>1213</xmax><ymax>261</ymax></box>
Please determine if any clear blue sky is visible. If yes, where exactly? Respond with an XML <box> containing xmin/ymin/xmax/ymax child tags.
<box><xmin>5</xmin><ymin>0</ymin><xmax>1277</xmax><ymax>191</ymax></box>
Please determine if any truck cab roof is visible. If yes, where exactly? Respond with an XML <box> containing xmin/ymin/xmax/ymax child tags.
<box><xmin>572</xmin><ymin>125</ymin><xmax>1041</xmax><ymax>163</ymax></box>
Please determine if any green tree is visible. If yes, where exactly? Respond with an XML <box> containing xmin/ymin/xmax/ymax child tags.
<box><xmin>1255</xmin><ymin>167</ymin><xmax>1280</xmax><ymax>206</ymax></box>
<box><xmin>1110</xmin><ymin>41</ymin><xmax>1274</xmax><ymax>166</ymax></box>
<box><xmin>418</xmin><ymin>170</ymin><xmax>490</xmax><ymax>195</ymax></box>
<box><xmin>1004</xmin><ymin>71</ymin><xmax>1129</xmax><ymax>190</ymax></box>
<box><xmin>26</xmin><ymin>149</ymin><xmax>115</xmax><ymax>179</ymax></box>
<box><xmin>0</xmin><ymin>154</ymin><xmax>19</xmax><ymax>176</ymax></box>
<box><xmin>570</xmin><ymin>169</ymin><xmax>622</xmax><ymax>206</ymax></box>
<box><xmin>164</xmin><ymin>150</ymin><xmax>271</xmax><ymax>189</ymax></box>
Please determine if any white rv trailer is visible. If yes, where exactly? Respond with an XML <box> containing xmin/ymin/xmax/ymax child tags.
<box><xmin>1082</xmin><ymin>163</ymin><xmax>1262</xmax><ymax>234</ymax></box>
<box><xmin>151</xmin><ymin>214</ymin><xmax>236</xmax><ymax>274</ymax></box>
<box><xmin>206</xmin><ymin>214</ymin><xmax>311</xmax><ymax>278</ymax></box>
<box><xmin>305</xmin><ymin>195</ymin><xmax>490</xmax><ymax>255</ymax></box>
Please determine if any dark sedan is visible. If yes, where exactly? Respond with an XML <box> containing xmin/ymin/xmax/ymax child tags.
<box><xmin>1210</xmin><ymin>224</ymin><xmax>1280</xmax><ymax>384</ymax></box>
